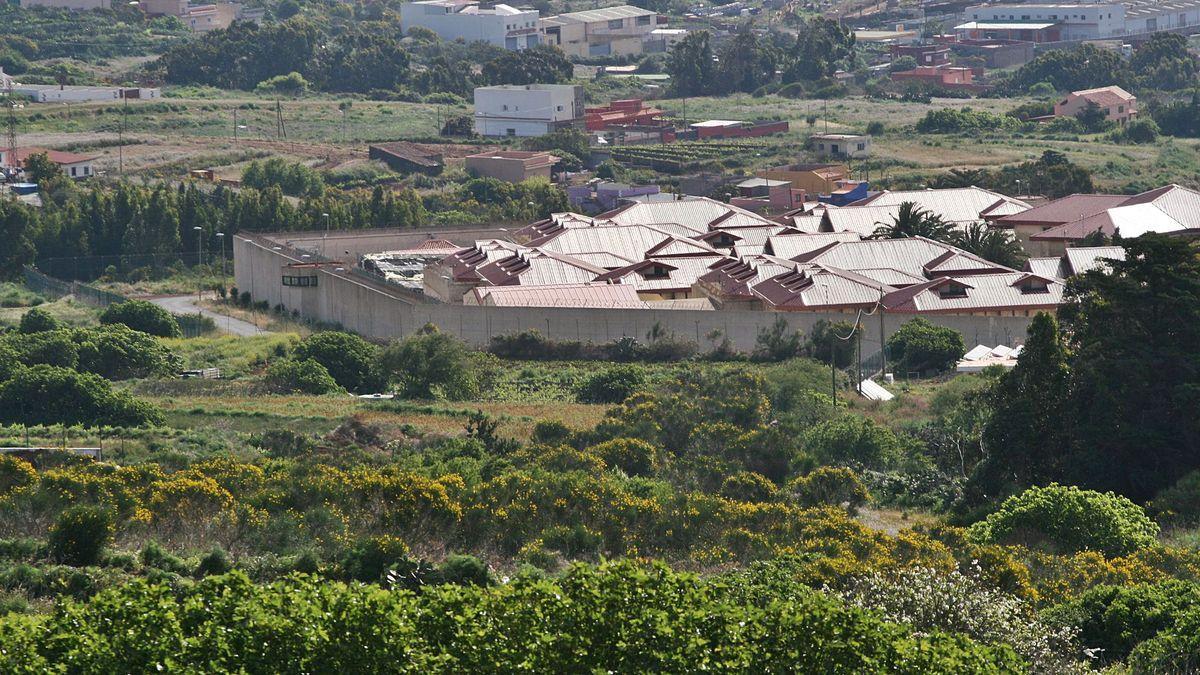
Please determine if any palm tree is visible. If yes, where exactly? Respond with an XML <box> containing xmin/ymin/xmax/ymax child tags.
<box><xmin>871</xmin><ymin>201</ymin><xmax>954</xmax><ymax>241</ymax></box>
<box><xmin>950</xmin><ymin>222</ymin><xmax>1028</xmax><ymax>269</ymax></box>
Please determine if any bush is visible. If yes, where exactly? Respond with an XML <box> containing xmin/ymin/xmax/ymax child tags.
<box><xmin>76</xmin><ymin>325</ymin><xmax>181</xmax><ymax>380</ymax></box>
<box><xmin>0</xmin><ymin>365</ymin><xmax>163</xmax><ymax>427</ymax></box>
<box><xmin>576</xmin><ymin>365</ymin><xmax>646</xmax><ymax>404</ymax></box>
<box><xmin>916</xmin><ymin>108</ymin><xmax>1020</xmax><ymax>134</ymax></box>
<box><xmin>195</xmin><ymin>548</ymin><xmax>232</xmax><ymax>578</ymax></box>
<box><xmin>968</xmin><ymin>483</ymin><xmax>1160</xmax><ymax>556</ymax></box>
<box><xmin>254</xmin><ymin>71</ymin><xmax>309</xmax><ymax>96</ymax></box>
<box><xmin>720</xmin><ymin>471</ymin><xmax>778</xmax><ymax>502</ymax></box>
<box><xmin>139</xmin><ymin>540</ymin><xmax>189</xmax><ymax>575</ymax></box>
<box><xmin>1118</xmin><ymin>118</ymin><xmax>1160</xmax><ymax>144</ymax></box>
<box><xmin>788</xmin><ymin>467</ymin><xmax>870</xmax><ymax>510</ymax></box>
<box><xmin>437</xmin><ymin>554</ymin><xmax>490</xmax><ymax>586</ymax></box>
<box><xmin>99</xmin><ymin>300</ymin><xmax>181</xmax><ymax>338</ymax></box>
<box><xmin>48</xmin><ymin>505</ymin><xmax>114</xmax><ymax>566</ymax></box>
<box><xmin>380</xmin><ymin>326</ymin><xmax>478</xmax><ymax>400</ymax></box>
<box><xmin>292</xmin><ymin>332</ymin><xmax>381</xmax><ymax>393</ymax></box>
<box><xmin>264</xmin><ymin>358</ymin><xmax>341</xmax><ymax>395</ymax></box>
<box><xmin>339</xmin><ymin>535</ymin><xmax>412</xmax><ymax>583</ymax></box>
<box><xmin>586</xmin><ymin>437</ymin><xmax>661</xmax><ymax>477</ymax></box>
<box><xmin>17</xmin><ymin>308</ymin><xmax>59</xmax><ymax>334</ymax></box>
<box><xmin>841</xmin><ymin>566</ymin><xmax>1079</xmax><ymax>672</ymax></box>
<box><xmin>3</xmin><ymin>330</ymin><xmax>79</xmax><ymax>369</ymax></box>
<box><xmin>886</xmin><ymin>318</ymin><xmax>965</xmax><ymax>375</ymax></box>
<box><xmin>1150</xmin><ymin>470</ymin><xmax>1200</xmax><ymax>526</ymax></box>
<box><xmin>803</xmin><ymin>416</ymin><xmax>905</xmax><ymax>470</ymax></box>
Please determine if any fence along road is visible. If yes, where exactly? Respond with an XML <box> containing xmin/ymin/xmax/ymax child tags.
<box><xmin>148</xmin><ymin>294</ymin><xmax>269</xmax><ymax>337</ymax></box>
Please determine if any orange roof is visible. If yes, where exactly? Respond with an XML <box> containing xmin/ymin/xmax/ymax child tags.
<box><xmin>1069</xmin><ymin>86</ymin><xmax>1136</xmax><ymax>107</ymax></box>
<box><xmin>8</xmin><ymin>146</ymin><xmax>98</xmax><ymax>166</ymax></box>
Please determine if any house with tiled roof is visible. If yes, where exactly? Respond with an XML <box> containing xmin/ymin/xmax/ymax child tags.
<box><xmin>1054</xmin><ymin>86</ymin><xmax>1137</xmax><ymax>125</ymax></box>
<box><xmin>993</xmin><ymin>185</ymin><xmax>1200</xmax><ymax>256</ymax></box>
<box><xmin>0</xmin><ymin>146</ymin><xmax>98</xmax><ymax>180</ymax></box>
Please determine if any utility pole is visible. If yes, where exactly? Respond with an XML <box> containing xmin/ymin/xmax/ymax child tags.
<box><xmin>193</xmin><ymin>225</ymin><xmax>203</xmax><ymax>304</ymax></box>
<box><xmin>878</xmin><ymin>288</ymin><xmax>887</xmax><ymax>379</ymax></box>
<box><xmin>275</xmin><ymin>100</ymin><xmax>286</xmax><ymax>141</ymax></box>
<box><xmin>233</xmin><ymin>107</ymin><xmax>238</xmax><ymax>141</ymax></box>
<box><xmin>118</xmin><ymin>93</ymin><xmax>127</xmax><ymax>176</ymax></box>
<box><xmin>5</xmin><ymin>80</ymin><xmax>17</xmax><ymax>178</ymax></box>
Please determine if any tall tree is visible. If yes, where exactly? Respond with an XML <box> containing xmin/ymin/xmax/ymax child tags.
<box><xmin>783</xmin><ymin>17</ymin><xmax>854</xmax><ymax>82</ymax></box>
<box><xmin>667</xmin><ymin>31</ymin><xmax>714</xmax><ymax>97</ymax></box>
<box><xmin>715</xmin><ymin>23</ymin><xmax>776</xmax><ymax>94</ymax></box>
<box><xmin>1058</xmin><ymin>235</ymin><xmax>1200</xmax><ymax>501</ymax></box>
<box><xmin>971</xmin><ymin>313</ymin><xmax>1070</xmax><ymax>499</ymax></box>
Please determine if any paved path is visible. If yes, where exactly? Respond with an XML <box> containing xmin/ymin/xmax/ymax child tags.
<box><xmin>149</xmin><ymin>295</ymin><xmax>270</xmax><ymax>337</ymax></box>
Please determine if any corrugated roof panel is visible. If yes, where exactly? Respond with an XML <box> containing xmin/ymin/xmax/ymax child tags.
<box><xmin>766</xmin><ymin>232</ymin><xmax>861</xmax><ymax>258</ymax></box>
<box><xmin>884</xmin><ymin>273</ymin><xmax>1064</xmax><ymax>313</ymax></box>
<box><xmin>474</xmin><ymin>283</ymin><xmax>646</xmax><ymax>308</ymax></box>
<box><xmin>855</xmin><ymin>187</ymin><xmax>1030</xmax><ymax>224</ymax></box>
<box><xmin>1063</xmin><ymin>246</ymin><xmax>1125</xmax><ymax>276</ymax></box>
<box><xmin>1025</xmin><ymin>256</ymin><xmax>1066</xmax><ymax>279</ymax></box>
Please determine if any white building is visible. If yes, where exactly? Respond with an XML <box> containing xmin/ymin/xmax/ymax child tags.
<box><xmin>810</xmin><ymin>133</ymin><xmax>872</xmax><ymax>159</ymax></box>
<box><xmin>960</xmin><ymin>1</ymin><xmax>1200</xmax><ymax>39</ymax></box>
<box><xmin>12</xmin><ymin>85</ymin><xmax>161</xmax><ymax>104</ymax></box>
<box><xmin>19</xmin><ymin>0</ymin><xmax>110</xmax><ymax>9</ymax></box>
<box><xmin>0</xmin><ymin>147</ymin><xmax>99</xmax><ymax>180</ymax></box>
<box><xmin>541</xmin><ymin>5</ymin><xmax>661</xmax><ymax>58</ymax></box>
<box><xmin>473</xmin><ymin>84</ymin><xmax>584</xmax><ymax>137</ymax></box>
<box><xmin>400</xmin><ymin>0</ymin><xmax>541</xmax><ymax>50</ymax></box>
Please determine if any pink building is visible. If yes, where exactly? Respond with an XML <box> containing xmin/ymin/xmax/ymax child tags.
<box><xmin>1054</xmin><ymin>86</ymin><xmax>1138</xmax><ymax>125</ymax></box>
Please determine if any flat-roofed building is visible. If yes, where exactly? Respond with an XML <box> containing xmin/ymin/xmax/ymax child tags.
<box><xmin>541</xmin><ymin>5</ymin><xmax>661</xmax><ymax>58</ymax></box>
<box><xmin>473</xmin><ymin>84</ymin><xmax>584</xmax><ymax>137</ymax></box>
<box><xmin>401</xmin><ymin>0</ymin><xmax>542</xmax><ymax>49</ymax></box>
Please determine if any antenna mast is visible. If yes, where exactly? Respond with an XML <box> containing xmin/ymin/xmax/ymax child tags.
<box><xmin>5</xmin><ymin>81</ymin><xmax>17</xmax><ymax>176</ymax></box>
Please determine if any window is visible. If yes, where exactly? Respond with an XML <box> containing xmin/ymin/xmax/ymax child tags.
<box><xmin>502</xmin><ymin>104</ymin><xmax>509</xmax><ymax>111</ymax></box>
<box><xmin>1118</xmin><ymin>105</ymin><xmax>1124</xmax><ymax>113</ymax></box>
<box><xmin>1020</xmin><ymin>280</ymin><xmax>1049</xmax><ymax>294</ymax></box>
<box><xmin>636</xmin><ymin>15</ymin><xmax>651</xmax><ymax>25</ymax></box>
<box><xmin>556</xmin><ymin>105</ymin><xmax>564</xmax><ymax>111</ymax></box>
<box><xmin>937</xmin><ymin>284</ymin><xmax>968</xmax><ymax>299</ymax></box>
<box><xmin>83</xmin><ymin>166</ymin><xmax>90</xmax><ymax>175</ymax></box>
<box><xmin>641</xmin><ymin>265</ymin><xmax>670</xmax><ymax>280</ymax></box>
<box><xmin>70</xmin><ymin>166</ymin><xmax>77</xmax><ymax>177</ymax></box>
<box><xmin>608</xmin><ymin>19</ymin><xmax>624</xmax><ymax>28</ymax></box>
<box><xmin>506</xmin><ymin>128</ymin><xmax>516</xmax><ymax>136</ymax></box>
<box><xmin>282</xmin><ymin>275</ymin><xmax>318</xmax><ymax>287</ymax></box>
<box><xmin>856</xmin><ymin>142</ymin><xmax>865</xmax><ymax>151</ymax></box>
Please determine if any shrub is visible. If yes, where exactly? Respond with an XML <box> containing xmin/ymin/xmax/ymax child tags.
<box><xmin>0</xmin><ymin>455</ymin><xmax>36</xmax><ymax>495</ymax></box>
<box><xmin>1119</xmin><ymin>118</ymin><xmax>1160</xmax><ymax>144</ymax></box>
<box><xmin>76</xmin><ymin>325</ymin><xmax>181</xmax><ymax>379</ymax></box>
<box><xmin>803</xmin><ymin>416</ymin><xmax>905</xmax><ymax>470</ymax></box>
<box><xmin>292</xmin><ymin>331</ymin><xmax>381</xmax><ymax>393</ymax></box>
<box><xmin>720</xmin><ymin>471</ymin><xmax>778</xmax><ymax>502</ymax></box>
<box><xmin>0</xmin><ymin>365</ymin><xmax>163</xmax><ymax>427</ymax></box>
<box><xmin>1150</xmin><ymin>470</ymin><xmax>1200</xmax><ymax>526</ymax></box>
<box><xmin>841</xmin><ymin>566</ymin><xmax>1079</xmax><ymax>672</ymax></box>
<box><xmin>968</xmin><ymin>484</ymin><xmax>1160</xmax><ymax>556</ymax></box>
<box><xmin>437</xmin><ymin>554</ymin><xmax>491</xmax><ymax>586</ymax></box>
<box><xmin>264</xmin><ymin>358</ymin><xmax>341</xmax><ymax>395</ymax></box>
<box><xmin>139</xmin><ymin>540</ymin><xmax>189</xmax><ymax>575</ymax></box>
<box><xmin>530</xmin><ymin>419</ymin><xmax>573</xmax><ymax>446</ymax></box>
<box><xmin>254</xmin><ymin>71</ymin><xmax>309</xmax><ymax>96</ymax></box>
<box><xmin>1042</xmin><ymin>580</ymin><xmax>1200</xmax><ymax>664</ymax></box>
<box><xmin>48</xmin><ymin>505</ymin><xmax>114</xmax><ymax>566</ymax></box>
<box><xmin>886</xmin><ymin>318</ymin><xmax>965</xmax><ymax>375</ymax></box>
<box><xmin>789</xmin><ymin>467</ymin><xmax>870</xmax><ymax>510</ymax></box>
<box><xmin>576</xmin><ymin>365</ymin><xmax>646</xmax><ymax>404</ymax></box>
<box><xmin>339</xmin><ymin>535</ymin><xmax>412</xmax><ymax>583</ymax></box>
<box><xmin>916</xmin><ymin>108</ymin><xmax>1019</xmax><ymax>134</ymax></box>
<box><xmin>17</xmin><ymin>308</ymin><xmax>59</xmax><ymax>334</ymax></box>
<box><xmin>1129</xmin><ymin>605</ymin><xmax>1200</xmax><ymax>674</ymax></box>
<box><xmin>193</xmin><ymin>548</ymin><xmax>232</xmax><ymax>578</ymax></box>
<box><xmin>3</xmin><ymin>330</ymin><xmax>79</xmax><ymax>369</ymax></box>
<box><xmin>380</xmin><ymin>326</ymin><xmax>478</xmax><ymax>400</ymax></box>
<box><xmin>586</xmin><ymin>437</ymin><xmax>661</xmax><ymax>477</ymax></box>
<box><xmin>99</xmin><ymin>300</ymin><xmax>181</xmax><ymax>338</ymax></box>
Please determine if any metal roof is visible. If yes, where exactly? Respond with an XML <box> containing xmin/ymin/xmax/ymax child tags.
<box><xmin>471</xmin><ymin>283</ymin><xmax>646</xmax><ymax>308</ymax></box>
<box><xmin>993</xmin><ymin>193</ymin><xmax>1127</xmax><ymax>227</ymax></box>
<box><xmin>550</xmin><ymin>5</ymin><xmax>656</xmax><ymax>23</ymax></box>
<box><xmin>850</xmin><ymin>187</ymin><xmax>1030</xmax><ymax>225</ymax></box>
<box><xmin>954</xmin><ymin>21</ymin><xmax>1058</xmax><ymax>29</ymax></box>
<box><xmin>795</xmin><ymin>237</ymin><xmax>1012</xmax><ymax>279</ymax></box>
<box><xmin>1063</xmin><ymin>246</ymin><xmax>1125</xmax><ymax>276</ymax></box>
<box><xmin>882</xmin><ymin>272</ymin><xmax>1064</xmax><ymax>314</ymax></box>
<box><xmin>764</xmin><ymin>232</ymin><xmax>861</xmax><ymax>258</ymax></box>
<box><xmin>1024</xmin><ymin>256</ymin><xmax>1066</xmax><ymax>279</ymax></box>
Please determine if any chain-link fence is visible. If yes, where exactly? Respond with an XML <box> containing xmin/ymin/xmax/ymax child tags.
<box><xmin>24</xmin><ymin>266</ymin><xmax>213</xmax><ymax>338</ymax></box>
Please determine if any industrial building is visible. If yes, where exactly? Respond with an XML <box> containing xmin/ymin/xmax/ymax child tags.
<box><xmin>400</xmin><ymin>0</ymin><xmax>542</xmax><ymax>49</ymax></box>
<box><xmin>957</xmin><ymin>0</ymin><xmax>1200</xmax><ymax>41</ymax></box>
<box><xmin>472</xmin><ymin>84</ymin><xmax>584</xmax><ymax>137</ymax></box>
<box><xmin>540</xmin><ymin>5</ymin><xmax>662</xmax><ymax>58</ymax></box>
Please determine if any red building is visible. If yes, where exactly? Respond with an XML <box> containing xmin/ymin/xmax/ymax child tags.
<box><xmin>585</xmin><ymin>99</ymin><xmax>665</xmax><ymax>131</ymax></box>
<box><xmin>889</xmin><ymin>43</ymin><xmax>951</xmax><ymax>67</ymax></box>
<box><xmin>890</xmin><ymin>65</ymin><xmax>984</xmax><ymax>91</ymax></box>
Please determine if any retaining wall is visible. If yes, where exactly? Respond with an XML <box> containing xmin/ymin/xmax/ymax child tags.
<box><xmin>234</xmin><ymin>233</ymin><xmax>1036</xmax><ymax>354</ymax></box>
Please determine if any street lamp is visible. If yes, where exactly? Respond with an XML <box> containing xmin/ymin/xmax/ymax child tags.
<box><xmin>321</xmin><ymin>212</ymin><xmax>330</xmax><ymax>257</ymax></box>
<box><xmin>215</xmin><ymin>231</ymin><xmax>226</xmax><ymax>286</ymax></box>
<box><xmin>193</xmin><ymin>226</ymin><xmax>203</xmax><ymax>306</ymax></box>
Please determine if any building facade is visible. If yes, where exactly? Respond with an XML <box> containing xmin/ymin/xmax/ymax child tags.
<box><xmin>19</xmin><ymin>0</ymin><xmax>110</xmax><ymax>10</ymax></box>
<box><xmin>541</xmin><ymin>5</ymin><xmax>660</xmax><ymax>58</ymax></box>
<box><xmin>473</xmin><ymin>84</ymin><xmax>584</xmax><ymax>137</ymax></box>
<box><xmin>1054</xmin><ymin>86</ymin><xmax>1138</xmax><ymax>125</ymax></box>
<box><xmin>810</xmin><ymin>134</ymin><xmax>872</xmax><ymax>159</ymax></box>
<box><xmin>400</xmin><ymin>0</ymin><xmax>541</xmax><ymax>49</ymax></box>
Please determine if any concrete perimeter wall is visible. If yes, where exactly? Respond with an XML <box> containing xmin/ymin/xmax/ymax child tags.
<box><xmin>234</xmin><ymin>233</ymin><xmax>1036</xmax><ymax>355</ymax></box>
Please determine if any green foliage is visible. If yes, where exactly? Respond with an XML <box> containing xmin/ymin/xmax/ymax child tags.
<box><xmin>886</xmin><ymin>318</ymin><xmax>964</xmax><ymax>375</ymax></box>
<box><xmin>380</xmin><ymin>326</ymin><xmax>478</xmax><ymax>400</ymax></box>
<box><xmin>1153</xmin><ymin>91</ymin><xmax>1200</xmax><ymax>138</ymax></box>
<box><xmin>1058</xmin><ymin>235</ymin><xmax>1200</xmax><ymax>500</ymax></box>
<box><xmin>195</xmin><ymin>547</ymin><xmax>232</xmax><ymax>578</ymax></box>
<box><xmin>264</xmin><ymin>358</ymin><xmax>342</xmax><ymax>395</ymax></box>
<box><xmin>21</xmin><ymin>152</ymin><xmax>62</xmax><ymax>186</ymax></box>
<box><xmin>788</xmin><ymin>466</ymin><xmax>870</xmax><ymax>509</ymax></box>
<box><xmin>0</xmin><ymin>564</ymin><xmax>1022</xmax><ymax>672</ymax></box>
<box><xmin>1043</xmin><ymin>580</ymin><xmax>1200</xmax><ymax>665</ymax></box>
<box><xmin>870</xmin><ymin>201</ymin><xmax>954</xmax><ymax>241</ymax></box>
<box><xmin>242</xmin><ymin>158</ymin><xmax>325</xmax><ymax>198</ymax></box>
<box><xmin>254</xmin><ymin>71</ymin><xmax>309</xmax><ymax>96</ymax></box>
<box><xmin>667</xmin><ymin>30</ymin><xmax>715</xmax><ymax>97</ymax></box>
<box><xmin>0</xmin><ymin>365</ymin><xmax>163</xmax><ymax>427</ymax></box>
<box><xmin>720</xmin><ymin>471</ymin><xmax>778</xmax><ymax>502</ymax></box>
<box><xmin>436</xmin><ymin>553</ymin><xmax>490</xmax><ymax>586</ymax></box>
<box><xmin>806</xmin><ymin>320</ymin><xmax>856</xmax><ymax>368</ymax></box>
<box><xmin>481</xmin><ymin>45</ymin><xmax>572</xmax><ymax>85</ymax></box>
<box><xmin>784</xmin><ymin>17</ymin><xmax>855</xmax><ymax>82</ymax></box>
<box><xmin>1150</xmin><ymin>470</ymin><xmax>1200</xmax><ymax>527</ymax></box>
<box><xmin>803</xmin><ymin>416</ymin><xmax>905</xmax><ymax>471</ymax></box>
<box><xmin>586</xmin><ymin>437</ymin><xmax>660</xmax><ymax>477</ymax></box>
<box><xmin>48</xmin><ymin>505</ymin><xmax>113</xmax><ymax>567</ymax></box>
<box><xmin>950</xmin><ymin>223</ymin><xmax>1027</xmax><ymax>269</ymax></box>
<box><xmin>1115</xmin><ymin>118</ymin><xmax>1160</xmax><ymax>144</ymax></box>
<box><xmin>292</xmin><ymin>331</ymin><xmax>381</xmax><ymax>393</ymax></box>
<box><xmin>753</xmin><ymin>316</ymin><xmax>803</xmax><ymax>362</ymax></box>
<box><xmin>76</xmin><ymin>325</ymin><xmax>181</xmax><ymax>380</ymax></box>
<box><xmin>916</xmin><ymin>108</ymin><xmax>1020</xmax><ymax>134</ymax></box>
<box><xmin>140</xmin><ymin>540</ymin><xmax>189</xmax><ymax>575</ymax></box>
<box><xmin>16</xmin><ymin>308</ymin><xmax>59</xmax><ymax>334</ymax></box>
<box><xmin>99</xmin><ymin>300</ymin><xmax>181</xmax><ymax>338</ymax></box>
<box><xmin>968</xmin><ymin>484</ymin><xmax>1160</xmax><ymax>556</ymax></box>
<box><xmin>576</xmin><ymin>365</ymin><xmax>646</xmax><ymax>404</ymax></box>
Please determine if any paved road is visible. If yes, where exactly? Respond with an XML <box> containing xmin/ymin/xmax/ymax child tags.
<box><xmin>149</xmin><ymin>295</ymin><xmax>270</xmax><ymax>337</ymax></box>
